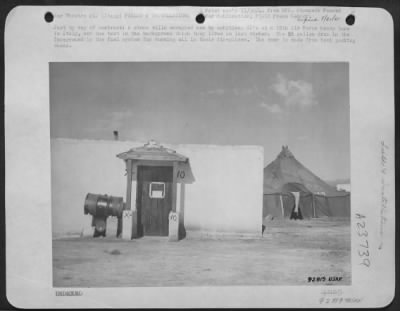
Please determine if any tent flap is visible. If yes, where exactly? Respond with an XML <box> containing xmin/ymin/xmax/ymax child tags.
<box><xmin>263</xmin><ymin>193</ymin><xmax>350</xmax><ymax>220</ymax></box>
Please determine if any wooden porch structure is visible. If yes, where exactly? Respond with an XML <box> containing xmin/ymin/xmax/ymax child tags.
<box><xmin>116</xmin><ymin>140</ymin><xmax>188</xmax><ymax>241</ymax></box>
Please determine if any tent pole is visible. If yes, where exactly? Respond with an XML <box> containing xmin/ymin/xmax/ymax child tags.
<box><xmin>312</xmin><ymin>194</ymin><xmax>315</xmax><ymax>218</ymax></box>
<box><xmin>326</xmin><ymin>196</ymin><xmax>331</xmax><ymax>216</ymax></box>
<box><xmin>280</xmin><ymin>195</ymin><xmax>284</xmax><ymax>217</ymax></box>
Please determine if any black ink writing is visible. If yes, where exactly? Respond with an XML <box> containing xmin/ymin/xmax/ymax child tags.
<box><xmin>177</xmin><ymin>170</ymin><xmax>185</xmax><ymax>179</ymax></box>
<box><xmin>308</xmin><ymin>276</ymin><xmax>342</xmax><ymax>282</ymax></box>
<box><xmin>355</xmin><ymin>213</ymin><xmax>370</xmax><ymax>267</ymax></box>
<box><xmin>320</xmin><ymin>297</ymin><xmax>362</xmax><ymax>305</ymax></box>
<box><xmin>379</xmin><ymin>140</ymin><xmax>389</xmax><ymax>249</ymax></box>
<box><xmin>169</xmin><ymin>214</ymin><xmax>177</xmax><ymax>221</ymax></box>
<box><xmin>56</xmin><ymin>290</ymin><xmax>83</xmax><ymax>296</ymax></box>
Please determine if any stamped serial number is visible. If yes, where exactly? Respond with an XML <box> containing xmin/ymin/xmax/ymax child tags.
<box><xmin>308</xmin><ymin>276</ymin><xmax>342</xmax><ymax>282</ymax></box>
<box><xmin>355</xmin><ymin>213</ymin><xmax>370</xmax><ymax>267</ymax></box>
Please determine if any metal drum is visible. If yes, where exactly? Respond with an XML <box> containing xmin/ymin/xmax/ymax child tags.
<box><xmin>84</xmin><ymin>193</ymin><xmax>125</xmax><ymax>237</ymax></box>
<box><xmin>84</xmin><ymin>193</ymin><xmax>125</xmax><ymax>218</ymax></box>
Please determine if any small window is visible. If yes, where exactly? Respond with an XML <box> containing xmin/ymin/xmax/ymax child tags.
<box><xmin>149</xmin><ymin>182</ymin><xmax>165</xmax><ymax>199</ymax></box>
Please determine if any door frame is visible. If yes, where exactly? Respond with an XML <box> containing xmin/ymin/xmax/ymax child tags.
<box><xmin>136</xmin><ymin>165</ymin><xmax>174</xmax><ymax>236</ymax></box>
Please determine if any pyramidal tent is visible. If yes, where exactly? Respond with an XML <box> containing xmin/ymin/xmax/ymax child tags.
<box><xmin>264</xmin><ymin>146</ymin><xmax>337</xmax><ymax>195</ymax></box>
<box><xmin>263</xmin><ymin>146</ymin><xmax>350</xmax><ymax>219</ymax></box>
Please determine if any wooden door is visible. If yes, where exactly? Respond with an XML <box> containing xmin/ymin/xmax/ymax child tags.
<box><xmin>136</xmin><ymin>166</ymin><xmax>173</xmax><ymax>236</ymax></box>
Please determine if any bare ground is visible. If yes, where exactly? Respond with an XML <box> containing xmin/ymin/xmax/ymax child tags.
<box><xmin>53</xmin><ymin>218</ymin><xmax>351</xmax><ymax>287</ymax></box>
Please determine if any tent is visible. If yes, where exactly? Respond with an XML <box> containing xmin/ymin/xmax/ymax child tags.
<box><xmin>263</xmin><ymin>146</ymin><xmax>350</xmax><ymax>220</ymax></box>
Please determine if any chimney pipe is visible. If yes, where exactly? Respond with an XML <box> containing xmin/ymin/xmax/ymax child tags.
<box><xmin>113</xmin><ymin>131</ymin><xmax>119</xmax><ymax>141</ymax></box>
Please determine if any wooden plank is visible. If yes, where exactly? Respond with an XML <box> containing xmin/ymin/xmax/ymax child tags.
<box><xmin>135</xmin><ymin>165</ymin><xmax>143</xmax><ymax>237</ymax></box>
<box><xmin>125</xmin><ymin>160</ymin><xmax>133</xmax><ymax>211</ymax></box>
<box><xmin>163</xmin><ymin>182</ymin><xmax>172</xmax><ymax>235</ymax></box>
<box><xmin>172</xmin><ymin>162</ymin><xmax>177</xmax><ymax>213</ymax></box>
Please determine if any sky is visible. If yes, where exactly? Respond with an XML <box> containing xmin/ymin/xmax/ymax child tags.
<box><xmin>50</xmin><ymin>62</ymin><xmax>350</xmax><ymax>181</ymax></box>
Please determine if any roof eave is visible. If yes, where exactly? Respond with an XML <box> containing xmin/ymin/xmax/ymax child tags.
<box><xmin>116</xmin><ymin>153</ymin><xmax>188</xmax><ymax>163</ymax></box>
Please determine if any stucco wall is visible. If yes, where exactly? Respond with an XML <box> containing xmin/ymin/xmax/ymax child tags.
<box><xmin>51</xmin><ymin>139</ymin><xmax>264</xmax><ymax>237</ymax></box>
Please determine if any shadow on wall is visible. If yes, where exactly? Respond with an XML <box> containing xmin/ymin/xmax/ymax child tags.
<box><xmin>177</xmin><ymin>161</ymin><xmax>195</xmax><ymax>240</ymax></box>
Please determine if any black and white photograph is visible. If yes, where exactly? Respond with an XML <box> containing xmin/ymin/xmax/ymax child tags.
<box><xmin>5</xmin><ymin>5</ymin><xmax>395</xmax><ymax>308</ymax></box>
<box><xmin>50</xmin><ymin>62</ymin><xmax>351</xmax><ymax>287</ymax></box>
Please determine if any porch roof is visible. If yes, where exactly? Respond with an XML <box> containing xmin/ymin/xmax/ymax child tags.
<box><xmin>116</xmin><ymin>140</ymin><xmax>188</xmax><ymax>162</ymax></box>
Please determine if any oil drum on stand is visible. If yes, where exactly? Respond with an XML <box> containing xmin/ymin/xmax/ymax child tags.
<box><xmin>84</xmin><ymin>193</ymin><xmax>125</xmax><ymax>237</ymax></box>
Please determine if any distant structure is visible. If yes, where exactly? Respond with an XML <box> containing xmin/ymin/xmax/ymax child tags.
<box><xmin>264</xmin><ymin>145</ymin><xmax>336</xmax><ymax>195</ymax></box>
<box><xmin>336</xmin><ymin>184</ymin><xmax>351</xmax><ymax>192</ymax></box>
<box><xmin>113</xmin><ymin>130</ymin><xmax>119</xmax><ymax>141</ymax></box>
<box><xmin>263</xmin><ymin>146</ymin><xmax>350</xmax><ymax>219</ymax></box>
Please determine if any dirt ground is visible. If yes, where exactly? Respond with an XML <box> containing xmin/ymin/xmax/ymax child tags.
<box><xmin>53</xmin><ymin>218</ymin><xmax>351</xmax><ymax>287</ymax></box>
